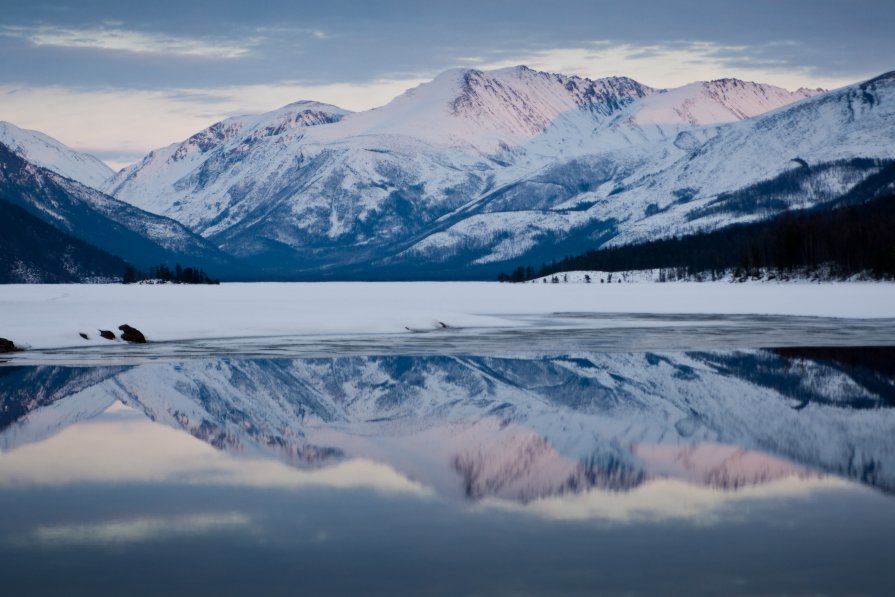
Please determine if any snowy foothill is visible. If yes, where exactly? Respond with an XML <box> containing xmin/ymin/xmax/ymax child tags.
<box><xmin>1</xmin><ymin>281</ymin><xmax>895</xmax><ymax>352</ymax></box>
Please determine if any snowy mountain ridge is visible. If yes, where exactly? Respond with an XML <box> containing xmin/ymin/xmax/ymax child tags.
<box><xmin>103</xmin><ymin>67</ymin><xmax>815</xmax><ymax>225</ymax></box>
<box><xmin>620</xmin><ymin>78</ymin><xmax>822</xmax><ymax>128</ymax></box>
<box><xmin>0</xmin><ymin>121</ymin><xmax>113</xmax><ymax>189</ymax></box>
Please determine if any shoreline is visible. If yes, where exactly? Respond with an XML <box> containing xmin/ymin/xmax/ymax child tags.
<box><xmin>2</xmin><ymin>282</ymin><xmax>895</xmax><ymax>354</ymax></box>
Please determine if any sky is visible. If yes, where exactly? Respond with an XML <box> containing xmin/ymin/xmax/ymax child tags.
<box><xmin>0</xmin><ymin>0</ymin><xmax>892</xmax><ymax>170</ymax></box>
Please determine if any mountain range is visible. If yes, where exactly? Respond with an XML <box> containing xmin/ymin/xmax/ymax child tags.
<box><xmin>2</xmin><ymin>66</ymin><xmax>893</xmax><ymax>281</ymax></box>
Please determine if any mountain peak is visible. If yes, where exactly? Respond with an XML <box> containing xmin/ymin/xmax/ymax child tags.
<box><xmin>435</xmin><ymin>66</ymin><xmax>655</xmax><ymax>135</ymax></box>
<box><xmin>132</xmin><ymin>99</ymin><xmax>352</xmax><ymax>167</ymax></box>
<box><xmin>280</xmin><ymin>99</ymin><xmax>351</xmax><ymax>113</ymax></box>
<box><xmin>492</xmin><ymin>64</ymin><xmax>536</xmax><ymax>73</ymax></box>
<box><xmin>702</xmin><ymin>77</ymin><xmax>824</xmax><ymax>96</ymax></box>
<box><xmin>615</xmin><ymin>77</ymin><xmax>824</xmax><ymax>128</ymax></box>
<box><xmin>706</xmin><ymin>77</ymin><xmax>755</xmax><ymax>86</ymax></box>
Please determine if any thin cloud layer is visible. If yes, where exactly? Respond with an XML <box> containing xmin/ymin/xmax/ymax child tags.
<box><xmin>471</xmin><ymin>42</ymin><xmax>859</xmax><ymax>90</ymax></box>
<box><xmin>1</xmin><ymin>25</ymin><xmax>255</xmax><ymax>59</ymax></box>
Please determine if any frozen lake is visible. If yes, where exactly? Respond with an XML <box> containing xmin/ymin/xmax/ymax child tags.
<box><xmin>4</xmin><ymin>311</ymin><xmax>895</xmax><ymax>365</ymax></box>
<box><xmin>2</xmin><ymin>283</ymin><xmax>895</xmax><ymax>595</ymax></box>
<box><xmin>2</xmin><ymin>281</ymin><xmax>895</xmax><ymax>363</ymax></box>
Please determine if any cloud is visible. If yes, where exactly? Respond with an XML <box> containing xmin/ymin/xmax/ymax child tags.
<box><xmin>0</xmin><ymin>25</ymin><xmax>256</xmax><ymax>59</ymax></box>
<box><xmin>480</xmin><ymin>476</ymin><xmax>853</xmax><ymax>524</ymax></box>
<box><xmin>471</xmin><ymin>41</ymin><xmax>863</xmax><ymax>90</ymax></box>
<box><xmin>253</xmin><ymin>25</ymin><xmax>331</xmax><ymax>40</ymax></box>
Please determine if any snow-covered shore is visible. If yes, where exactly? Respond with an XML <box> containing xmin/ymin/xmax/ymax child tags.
<box><xmin>1</xmin><ymin>282</ymin><xmax>895</xmax><ymax>351</ymax></box>
<box><xmin>529</xmin><ymin>269</ymin><xmax>893</xmax><ymax>284</ymax></box>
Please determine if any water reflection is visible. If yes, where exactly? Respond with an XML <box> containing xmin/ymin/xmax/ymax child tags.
<box><xmin>2</xmin><ymin>348</ymin><xmax>893</xmax><ymax>504</ymax></box>
<box><xmin>3</xmin><ymin>348</ymin><xmax>895</xmax><ymax>595</ymax></box>
<box><xmin>29</xmin><ymin>512</ymin><xmax>253</xmax><ymax>547</ymax></box>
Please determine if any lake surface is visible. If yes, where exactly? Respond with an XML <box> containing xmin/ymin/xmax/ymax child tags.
<box><xmin>2</xmin><ymin>315</ymin><xmax>894</xmax><ymax>595</ymax></box>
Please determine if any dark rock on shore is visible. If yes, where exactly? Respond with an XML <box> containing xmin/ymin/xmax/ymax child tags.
<box><xmin>99</xmin><ymin>330</ymin><xmax>116</xmax><ymax>340</ymax></box>
<box><xmin>119</xmin><ymin>324</ymin><xmax>146</xmax><ymax>344</ymax></box>
<box><xmin>0</xmin><ymin>338</ymin><xmax>17</xmax><ymax>353</ymax></box>
<box><xmin>79</xmin><ymin>332</ymin><xmax>89</xmax><ymax>340</ymax></box>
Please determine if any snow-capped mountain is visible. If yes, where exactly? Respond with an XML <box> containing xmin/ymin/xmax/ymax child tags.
<box><xmin>4</xmin><ymin>67</ymin><xmax>886</xmax><ymax>279</ymax></box>
<box><xmin>3</xmin><ymin>350</ymin><xmax>893</xmax><ymax>499</ymax></box>
<box><xmin>102</xmin><ymin>100</ymin><xmax>352</xmax><ymax>228</ymax></box>
<box><xmin>0</xmin><ymin>142</ymin><xmax>237</xmax><ymax>272</ymax></box>
<box><xmin>0</xmin><ymin>121</ymin><xmax>113</xmax><ymax>188</ymax></box>
<box><xmin>398</xmin><ymin>72</ymin><xmax>893</xmax><ymax>269</ymax></box>
<box><xmin>598</xmin><ymin>71</ymin><xmax>895</xmax><ymax>246</ymax></box>
<box><xmin>97</xmin><ymin>66</ymin><xmax>838</xmax><ymax>277</ymax></box>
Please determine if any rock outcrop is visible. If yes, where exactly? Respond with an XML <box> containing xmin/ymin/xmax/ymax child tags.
<box><xmin>118</xmin><ymin>324</ymin><xmax>146</xmax><ymax>344</ymax></box>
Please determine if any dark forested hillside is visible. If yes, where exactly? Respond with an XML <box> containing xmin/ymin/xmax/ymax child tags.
<box><xmin>0</xmin><ymin>198</ymin><xmax>129</xmax><ymax>282</ymax></box>
<box><xmin>499</xmin><ymin>189</ymin><xmax>895</xmax><ymax>282</ymax></box>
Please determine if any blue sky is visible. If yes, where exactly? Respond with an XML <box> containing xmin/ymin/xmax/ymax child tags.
<box><xmin>1</xmin><ymin>0</ymin><xmax>892</xmax><ymax>168</ymax></box>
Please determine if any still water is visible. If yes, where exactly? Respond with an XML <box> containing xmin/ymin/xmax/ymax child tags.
<box><xmin>2</xmin><ymin>323</ymin><xmax>895</xmax><ymax>595</ymax></box>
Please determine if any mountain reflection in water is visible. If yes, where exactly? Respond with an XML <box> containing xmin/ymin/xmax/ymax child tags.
<box><xmin>2</xmin><ymin>348</ymin><xmax>893</xmax><ymax>505</ymax></box>
<box><xmin>3</xmin><ymin>347</ymin><xmax>895</xmax><ymax>596</ymax></box>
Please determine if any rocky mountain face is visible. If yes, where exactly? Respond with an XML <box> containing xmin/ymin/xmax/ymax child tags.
<box><xmin>98</xmin><ymin>66</ymin><xmax>859</xmax><ymax>278</ymax></box>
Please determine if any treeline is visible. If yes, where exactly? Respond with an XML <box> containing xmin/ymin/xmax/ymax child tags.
<box><xmin>772</xmin><ymin>347</ymin><xmax>895</xmax><ymax>405</ymax></box>
<box><xmin>499</xmin><ymin>193</ymin><xmax>895</xmax><ymax>282</ymax></box>
<box><xmin>123</xmin><ymin>263</ymin><xmax>220</xmax><ymax>284</ymax></box>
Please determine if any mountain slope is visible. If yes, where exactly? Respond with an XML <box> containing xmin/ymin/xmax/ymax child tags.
<box><xmin>102</xmin><ymin>100</ymin><xmax>353</xmax><ymax>233</ymax></box>
<box><xmin>398</xmin><ymin>72</ymin><xmax>895</xmax><ymax>273</ymax></box>
<box><xmin>0</xmin><ymin>197</ymin><xmax>130</xmax><ymax>283</ymax></box>
<box><xmin>604</xmin><ymin>71</ymin><xmax>895</xmax><ymax>246</ymax></box>
<box><xmin>503</xmin><ymin>178</ymin><xmax>895</xmax><ymax>282</ymax></box>
<box><xmin>0</xmin><ymin>142</ymin><xmax>237</xmax><ymax>273</ymax></box>
<box><xmin>0</xmin><ymin>121</ymin><xmax>113</xmax><ymax>188</ymax></box>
